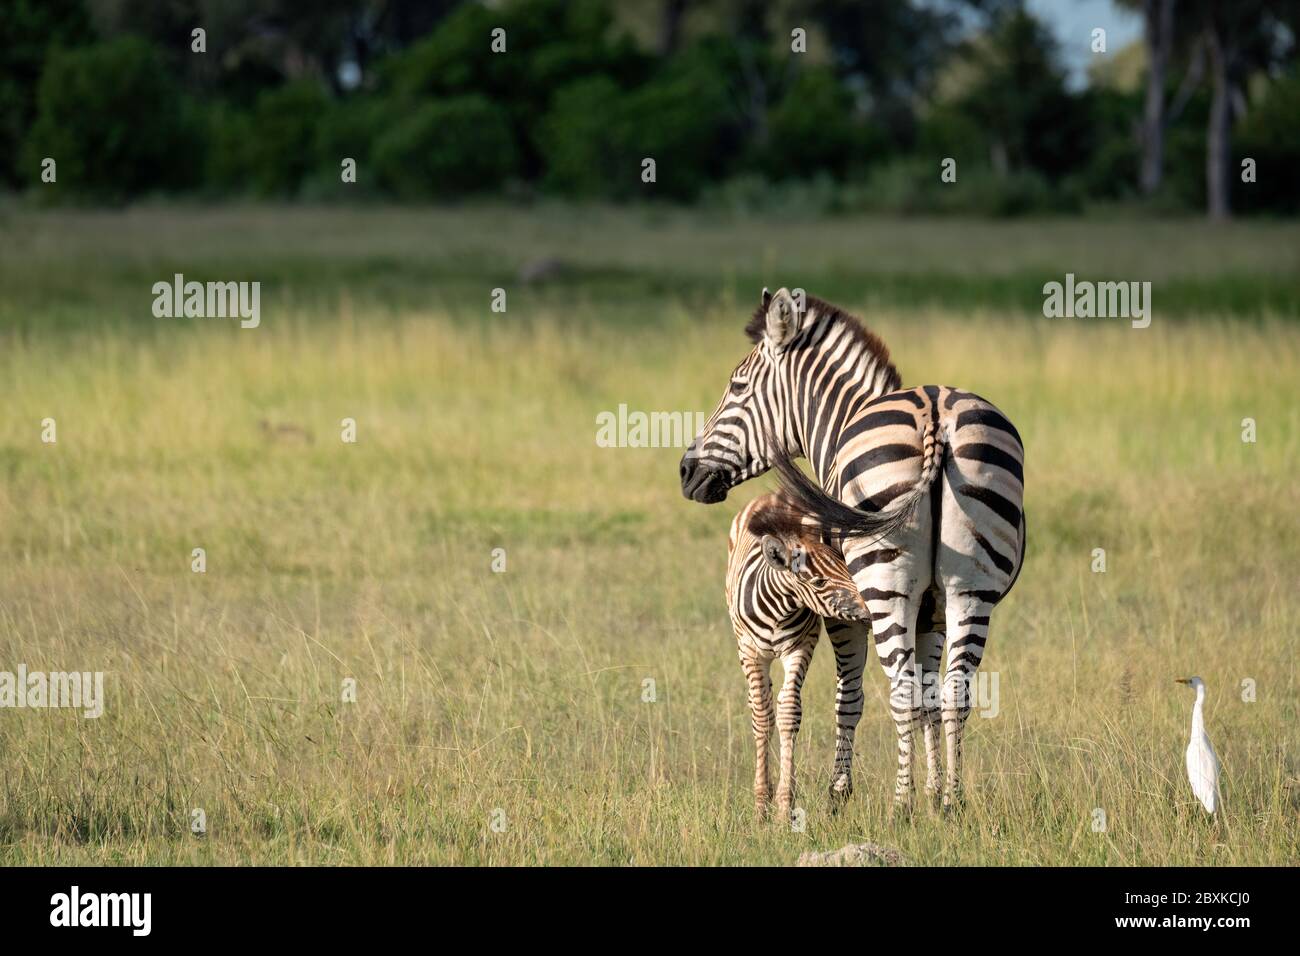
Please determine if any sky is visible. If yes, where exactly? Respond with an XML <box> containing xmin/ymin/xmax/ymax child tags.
<box><xmin>1027</xmin><ymin>0</ymin><xmax>1144</xmax><ymax>89</ymax></box>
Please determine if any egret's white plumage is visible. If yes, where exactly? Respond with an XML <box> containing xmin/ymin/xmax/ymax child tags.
<box><xmin>1177</xmin><ymin>677</ymin><xmax>1220</xmax><ymax>814</ymax></box>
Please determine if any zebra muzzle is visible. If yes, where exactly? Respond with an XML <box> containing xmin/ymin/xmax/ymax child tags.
<box><xmin>680</xmin><ymin>462</ymin><xmax>728</xmax><ymax>503</ymax></box>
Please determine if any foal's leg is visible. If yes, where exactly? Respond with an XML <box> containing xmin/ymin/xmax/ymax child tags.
<box><xmin>774</xmin><ymin>642</ymin><xmax>815</xmax><ymax>822</ymax></box>
<box><xmin>824</xmin><ymin>618</ymin><xmax>868</xmax><ymax>808</ymax></box>
<box><xmin>740</xmin><ymin>654</ymin><xmax>774</xmax><ymax>817</ymax></box>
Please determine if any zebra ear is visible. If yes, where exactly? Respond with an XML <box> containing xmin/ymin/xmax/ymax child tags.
<box><xmin>760</xmin><ymin>535</ymin><xmax>789</xmax><ymax>570</ymax></box>
<box><xmin>764</xmin><ymin>287</ymin><xmax>799</xmax><ymax>352</ymax></box>
<box><xmin>761</xmin><ymin>287</ymin><xmax>772</xmax><ymax>309</ymax></box>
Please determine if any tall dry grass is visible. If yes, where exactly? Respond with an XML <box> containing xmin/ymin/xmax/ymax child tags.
<box><xmin>0</xmin><ymin>208</ymin><xmax>1296</xmax><ymax>863</ymax></box>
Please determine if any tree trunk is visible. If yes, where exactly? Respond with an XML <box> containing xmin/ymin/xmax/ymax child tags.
<box><xmin>1140</xmin><ymin>0</ymin><xmax>1175</xmax><ymax>195</ymax></box>
<box><xmin>1167</xmin><ymin>36</ymin><xmax>1205</xmax><ymax>126</ymax></box>
<box><xmin>657</xmin><ymin>0</ymin><xmax>688</xmax><ymax>56</ymax></box>
<box><xmin>1205</xmin><ymin>23</ymin><xmax>1232</xmax><ymax>221</ymax></box>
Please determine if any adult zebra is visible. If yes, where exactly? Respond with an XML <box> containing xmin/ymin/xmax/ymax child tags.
<box><xmin>680</xmin><ymin>288</ymin><xmax>1026</xmax><ymax>809</ymax></box>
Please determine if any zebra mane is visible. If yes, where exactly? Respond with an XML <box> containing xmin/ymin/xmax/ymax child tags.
<box><xmin>745</xmin><ymin>293</ymin><xmax>901</xmax><ymax>391</ymax></box>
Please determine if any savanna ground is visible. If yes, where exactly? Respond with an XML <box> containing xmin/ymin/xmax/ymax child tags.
<box><xmin>1</xmin><ymin>204</ymin><xmax>1298</xmax><ymax>865</ymax></box>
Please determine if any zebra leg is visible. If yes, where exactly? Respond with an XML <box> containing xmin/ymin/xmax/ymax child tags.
<box><xmin>824</xmin><ymin>619</ymin><xmax>868</xmax><ymax>809</ymax></box>
<box><xmin>862</xmin><ymin>591</ymin><xmax>923</xmax><ymax>809</ymax></box>
<box><xmin>941</xmin><ymin>593</ymin><xmax>994</xmax><ymax>811</ymax></box>
<box><xmin>741</xmin><ymin>654</ymin><xmax>774</xmax><ymax>818</ymax></box>
<box><xmin>916</xmin><ymin>625</ymin><xmax>945</xmax><ymax>805</ymax></box>
<box><xmin>774</xmin><ymin>643</ymin><xmax>815</xmax><ymax>822</ymax></box>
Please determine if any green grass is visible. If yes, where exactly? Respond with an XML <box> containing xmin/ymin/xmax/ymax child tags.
<box><xmin>0</xmin><ymin>205</ymin><xmax>1297</xmax><ymax>864</ymax></box>
<box><xmin>3</xmin><ymin>205</ymin><xmax>1298</xmax><ymax>332</ymax></box>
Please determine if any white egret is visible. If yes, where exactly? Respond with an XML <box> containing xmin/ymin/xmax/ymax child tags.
<box><xmin>1175</xmin><ymin>676</ymin><xmax>1220</xmax><ymax>814</ymax></box>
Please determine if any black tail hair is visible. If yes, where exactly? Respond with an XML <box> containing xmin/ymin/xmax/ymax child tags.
<box><xmin>768</xmin><ymin>418</ymin><xmax>945</xmax><ymax>543</ymax></box>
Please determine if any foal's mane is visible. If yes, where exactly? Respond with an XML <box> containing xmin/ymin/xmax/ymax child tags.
<box><xmin>747</xmin><ymin>492</ymin><xmax>827</xmax><ymax>544</ymax></box>
<box><xmin>746</xmin><ymin>503</ymin><xmax>806</xmax><ymax>540</ymax></box>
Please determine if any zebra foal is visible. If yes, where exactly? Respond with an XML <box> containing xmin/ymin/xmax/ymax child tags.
<box><xmin>726</xmin><ymin>491</ymin><xmax>869</xmax><ymax>820</ymax></box>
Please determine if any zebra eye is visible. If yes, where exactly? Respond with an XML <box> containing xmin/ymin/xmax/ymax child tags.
<box><xmin>729</xmin><ymin>378</ymin><xmax>748</xmax><ymax>395</ymax></box>
<box><xmin>810</xmin><ymin>577</ymin><xmax>827</xmax><ymax>588</ymax></box>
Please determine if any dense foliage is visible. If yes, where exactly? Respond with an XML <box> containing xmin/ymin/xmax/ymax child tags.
<box><xmin>5</xmin><ymin>0</ymin><xmax>1297</xmax><ymax>214</ymax></box>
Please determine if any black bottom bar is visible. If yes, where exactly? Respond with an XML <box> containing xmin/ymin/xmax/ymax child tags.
<box><xmin>0</xmin><ymin>865</ymin><xmax>1286</xmax><ymax>942</ymax></box>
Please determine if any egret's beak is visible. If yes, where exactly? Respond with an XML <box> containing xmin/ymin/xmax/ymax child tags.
<box><xmin>1174</xmin><ymin>678</ymin><xmax>1190</xmax><ymax>685</ymax></box>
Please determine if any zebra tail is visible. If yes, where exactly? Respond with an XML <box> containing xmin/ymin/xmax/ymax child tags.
<box><xmin>770</xmin><ymin>418</ymin><xmax>946</xmax><ymax>542</ymax></box>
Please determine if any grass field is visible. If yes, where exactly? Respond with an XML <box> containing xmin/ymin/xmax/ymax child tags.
<box><xmin>1</xmin><ymin>205</ymin><xmax>1298</xmax><ymax>865</ymax></box>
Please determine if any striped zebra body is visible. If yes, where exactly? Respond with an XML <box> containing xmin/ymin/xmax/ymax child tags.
<box><xmin>726</xmin><ymin>492</ymin><xmax>870</xmax><ymax>819</ymax></box>
<box><xmin>682</xmin><ymin>288</ymin><xmax>1027</xmax><ymax>810</ymax></box>
<box><xmin>781</xmin><ymin>383</ymin><xmax>1026</xmax><ymax>807</ymax></box>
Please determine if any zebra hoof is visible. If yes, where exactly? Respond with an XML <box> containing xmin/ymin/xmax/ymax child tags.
<box><xmin>827</xmin><ymin>784</ymin><xmax>853</xmax><ymax>815</ymax></box>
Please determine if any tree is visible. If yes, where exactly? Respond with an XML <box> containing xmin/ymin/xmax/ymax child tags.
<box><xmin>1138</xmin><ymin>0</ymin><xmax>1176</xmax><ymax>194</ymax></box>
<box><xmin>948</xmin><ymin>7</ymin><xmax>1087</xmax><ymax>179</ymax></box>
<box><xmin>657</xmin><ymin>0</ymin><xmax>688</xmax><ymax>55</ymax></box>
<box><xmin>25</xmin><ymin>36</ymin><xmax>198</xmax><ymax>200</ymax></box>
<box><xmin>808</xmin><ymin>0</ymin><xmax>1007</xmax><ymax>147</ymax></box>
<box><xmin>1198</xmin><ymin>1</ymin><xmax>1298</xmax><ymax>219</ymax></box>
<box><xmin>0</xmin><ymin>0</ymin><xmax>92</xmax><ymax>187</ymax></box>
